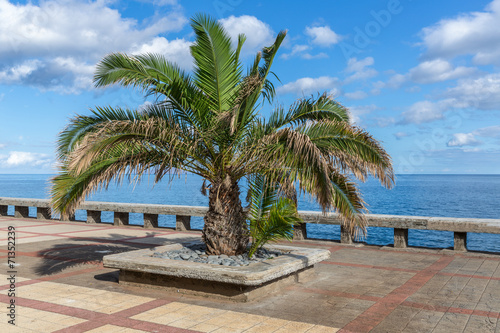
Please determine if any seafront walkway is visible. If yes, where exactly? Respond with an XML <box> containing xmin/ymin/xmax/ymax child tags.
<box><xmin>0</xmin><ymin>216</ymin><xmax>499</xmax><ymax>332</ymax></box>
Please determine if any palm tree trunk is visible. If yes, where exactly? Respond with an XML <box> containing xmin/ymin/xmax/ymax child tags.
<box><xmin>202</xmin><ymin>176</ymin><xmax>249</xmax><ymax>255</ymax></box>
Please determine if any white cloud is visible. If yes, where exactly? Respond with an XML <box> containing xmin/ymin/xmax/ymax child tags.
<box><xmin>0</xmin><ymin>0</ymin><xmax>187</xmax><ymax>93</ymax></box>
<box><xmin>409</xmin><ymin>59</ymin><xmax>476</xmax><ymax>84</ymax></box>
<box><xmin>473</xmin><ymin>125</ymin><xmax>500</xmax><ymax>137</ymax></box>
<box><xmin>447</xmin><ymin>133</ymin><xmax>481</xmax><ymax>147</ymax></box>
<box><xmin>281</xmin><ymin>44</ymin><xmax>328</xmax><ymax>60</ymax></box>
<box><xmin>346</xmin><ymin>57</ymin><xmax>374</xmax><ymax>73</ymax></box>
<box><xmin>131</xmin><ymin>37</ymin><xmax>192</xmax><ymax>69</ymax></box>
<box><xmin>442</xmin><ymin>73</ymin><xmax>500</xmax><ymax>110</ymax></box>
<box><xmin>400</xmin><ymin>100</ymin><xmax>447</xmax><ymax>124</ymax></box>
<box><xmin>348</xmin><ymin>104</ymin><xmax>377</xmax><ymax>125</ymax></box>
<box><xmin>386</xmin><ymin>74</ymin><xmax>407</xmax><ymax>89</ymax></box>
<box><xmin>371</xmin><ymin>59</ymin><xmax>476</xmax><ymax>95</ymax></box>
<box><xmin>0</xmin><ymin>59</ymin><xmax>42</xmax><ymax>83</ymax></box>
<box><xmin>445</xmin><ymin>125</ymin><xmax>500</xmax><ymax>148</ymax></box>
<box><xmin>301</xmin><ymin>52</ymin><xmax>328</xmax><ymax>60</ymax></box>
<box><xmin>345</xmin><ymin>57</ymin><xmax>377</xmax><ymax>83</ymax></box>
<box><xmin>281</xmin><ymin>44</ymin><xmax>310</xmax><ymax>59</ymax></box>
<box><xmin>0</xmin><ymin>151</ymin><xmax>51</xmax><ymax>167</ymax></box>
<box><xmin>305</xmin><ymin>26</ymin><xmax>341</xmax><ymax>47</ymax></box>
<box><xmin>393</xmin><ymin>132</ymin><xmax>409</xmax><ymax>140</ymax></box>
<box><xmin>419</xmin><ymin>0</ymin><xmax>500</xmax><ymax>65</ymax></box>
<box><xmin>396</xmin><ymin>72</ymin><xmax>500</xmax><ymax>124</ymax></box>
<box><xmin>220</xmin><ymin>15</ymin><xmax>274</xmax><ymax>55</ymax></box>
<box><xmin>277</xmin><ymin>76</ymin><xmax>340</xmax><ymax>96</ymax></box>
<box><xmin>344</xmin><ymin>90</ymin><xmax>368</xmax><ymax>100</ymax></box>
<box><xmin>0</xmin><ymin>143</ymin><xmax>6</xmax><ymax>149</ymax></box>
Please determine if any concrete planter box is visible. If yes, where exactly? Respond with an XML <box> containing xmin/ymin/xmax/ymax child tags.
<box><xmin>103</xmin><ymin>243</ymin><xmax>330</xmax><ymax>302</ymax></box>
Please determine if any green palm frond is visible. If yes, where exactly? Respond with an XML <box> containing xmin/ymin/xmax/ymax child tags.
<box><xmin>56</xmin><ymin>106</ymin><xmax>142</xmax><ymax>161</ymax></box>
<box><xmin>190</xmin><ymin>13</ymin><xmax>243</xmax><ymax>113</ymax></box>
<box><xmin>247</xmin><ymin>174</ymin><xmax>302</xmax><ymax>258</ymax></box>
<box><xmin>266</xmin><ymin>93</ymin><xmax>350</xmax><ymax>132</ymax></box>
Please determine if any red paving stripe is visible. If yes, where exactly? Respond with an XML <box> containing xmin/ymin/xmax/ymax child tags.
<box><xmin>341</xmin><ymin>255</ymin><xmax>455</xmax><ymax>333</ymax></box>
<box><xmin>402</xmin><ymin>301</ymin><xmax>500</xmax><ymax>319</ymax></box>
<box><xmin>53</xmin><ymin>320</ymin><xmax>106</xmax><ymax>333</ymax></box>
<box><xmin>328</xmin><ymin>245</ymin><xmax>345</xmax><ymax>253</ymax></box>
<box><xmin>293</xmin><ymin>286</ymin><xmax>381</xmax><ymax>302</ymax></box>
<box><xmin>320</xmin><ymin>260</ymin><xmax>420</xmax><ymax>273</ymax></box>
<box><xmin>112</xmin><ymin>298</ymin><xmax>172</xmax><ymax>317</ymax></box>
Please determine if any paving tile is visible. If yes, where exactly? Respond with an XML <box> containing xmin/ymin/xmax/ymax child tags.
<box><xmin>475</xmin><ymin>279</ymin><xmax>500</xmax><ymax>313</ymax></box>
<box><xmin>211</xmin><ymin>327</ymin><xmax>246</xmax><ymax>333</ymax></box>
<box><xmin>190</xmin><ymin>322</ymin><xmax>221</xmax><ymax>332</ymax></box>
<box><xmin>401</xmin><ymin>309</ymin><xmax>446</xmax><ymax>332</ymax></box>
<box><xmin>329</xmin><ymin>248</ymin><xmax>436</xmax><ymax>270</ymax></box>
<box><xmin>464</xmin><ymin>314</ymin><xmax>497</xmax><ymax>333</ymax></box>
<box><xmin>305</xmin><ymin>325</ymin><xmax>339</xmax><ymax>332</ymax></box>
<box><xmin>432</xmin><ymin>312</ymin><xmax>470</xmax><ymax>333</ymax></box>
<box><xmin>279</xmin><ymin>321</ymin><xmax>315</xmax><ymax>332</ymax></box>
<box><xmin>86</xmin><ymin>324</ymin><xmax>126</xmax><ymax>332</ymax></box>
<box><xmin>243</xmin><ymin>323</ymin><xmax>282</xmax><ymax>332</ymax></box>
<box><xmin>373</xmin><ymin>305</ymin><xmax>420</xmax><ymax>333</ymax></box>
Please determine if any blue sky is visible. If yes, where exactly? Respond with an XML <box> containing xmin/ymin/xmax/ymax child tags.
<box><xmin>0</xmin><ymin>0</ymin><xmax>499</xmax><ymax>174</ymax></box>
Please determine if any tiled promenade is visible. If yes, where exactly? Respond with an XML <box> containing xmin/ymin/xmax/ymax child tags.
<box><xmin>0</xmin><ymin>216</ymin><xmax>499</xmax><ymax>332</ymax></box>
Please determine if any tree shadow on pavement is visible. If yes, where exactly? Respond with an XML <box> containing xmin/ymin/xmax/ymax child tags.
<box><xmin>34</xmin><ymin>232</ymin><xmax>201</xmax><ymax>276</ymax></box>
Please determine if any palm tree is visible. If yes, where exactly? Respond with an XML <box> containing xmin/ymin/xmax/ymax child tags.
<box><xmin>51</xmin><ymin>14</ymin><xmax>394</xmax><ymax>256</ymax></box>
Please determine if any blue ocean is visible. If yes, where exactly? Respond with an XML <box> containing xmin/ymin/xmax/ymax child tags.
<box><xmin>1</xmin><ymin>174</ymin><xmax>499</xmax><ymax>253</ymax></box>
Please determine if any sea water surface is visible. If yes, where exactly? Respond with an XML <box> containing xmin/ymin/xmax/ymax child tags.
<box><xmin>0</xmin><ymin>174</ymin><xmax>499</xmax><ymax>252</ymax></box>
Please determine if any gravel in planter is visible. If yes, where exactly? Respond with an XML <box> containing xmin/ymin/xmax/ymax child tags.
<box><xmin>151</xmin><ymin>243</ymin><xmax>286</xmax><ymax>266</ymax></box>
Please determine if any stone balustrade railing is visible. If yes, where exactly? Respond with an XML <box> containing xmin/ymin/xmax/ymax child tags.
<box><xmin>1</xmin><ymin>197</ymin><xmax>499</xmax><ymax>252</ymax></box>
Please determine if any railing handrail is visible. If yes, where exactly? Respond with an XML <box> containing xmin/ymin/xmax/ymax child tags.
<box><xmin>1</xmin><ymin>196</ymin><xmax>500</xmax><ymax>252</ymax></box>
<box><xmin>1</xmin><ymin>196</ymin><xmax>499</xmax><ymax>228</ymax></box>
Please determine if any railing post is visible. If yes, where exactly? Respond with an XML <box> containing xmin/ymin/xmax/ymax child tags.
<box><xmin>394</xmin><ymin>228</ymin><xmax>408</xmax><ymax>248</ymax></box>
<box><xmin>15</xmin><ymin>206</ymin><xmax>29</xmax><ymax>218</ymax></box>
<box><xmin>87</xmin><ymin>210</ymin><xmax>101</xmax><ymax>224</ymax></box>
<box><xmin>293</xmin><ymin>223</ymin><xmax>307</xmax><ymax>240</ymax></box>
<box><xmin>114</xmin><ymin>212</ymin><xmax>129</xmax><ymax>226</ymax></box>
<box><xmin>176</xmin><ymin>215</ymin><xmax>191</xmax><ymax>231</ymax></box>
<box><xmin>37</xmin><ymin>207</ymin><xmax>51</xmax><ymax>220</ymax></box>
<box><xmin>0</xmin><ymin>205</ymin><xmax>7</xmax><ymax>216</ymax></box>
<box><xmin>454</xmin><ymin>232</ymin><xmax>467</xmax><ymax>251</ymax></box>
<box><xmin>340</xmin><ymin>225</ymin><xmax>353</xmax><ymax>244</ymax></box>
<box><xmin>144</xmin><ymin>214</ymin><xmax>158</xmax><ymax>228</ymax></box>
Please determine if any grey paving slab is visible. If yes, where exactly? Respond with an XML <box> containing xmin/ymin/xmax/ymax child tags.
<box><xmin>475</xmin><ymin>279</ymin><xmax>500</xmax><ymax>313</ymax></box>
<box><xmin>464</xmin><ymin>314</ymin><xmax>497</xmax><ymax>333</ymax></box>
<box><xmin>407</xmin><ymin>274</ymin><xmax>453</xmax><ymax>304</ymax></box>
<box><xmin>401</xmin><ymin>309</ymin><xmax>446</xmax><ymax>333</ymax></box>
<box><xmin>329</xmin><ymin>248</ymin><xmax>436</xmax><ymax>270</ymax></box>
<box><xmin>433</xmin><ymin>312</ymin><xmax>471</xmax><ymax>333</ymax></box>
<box><xmin>451</xmin><ymin>278</ymin><xmax>490</xmax><ymax>310</ymax></box>
<box><xmin>371</xmin><ymin>306</ymin><xmax>421</xmax><ymax>333</ymax></box>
